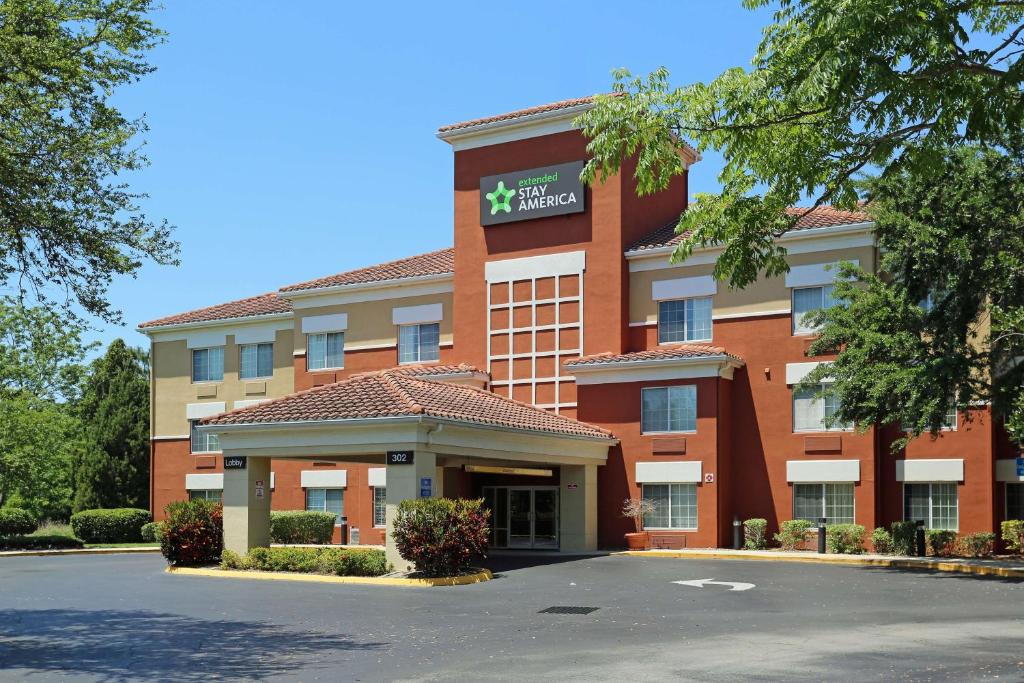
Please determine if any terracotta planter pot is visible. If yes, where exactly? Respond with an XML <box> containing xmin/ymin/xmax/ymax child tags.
<box><xmin>625</xmin><ymin>532</ymin><xmax>650</xmax><ymax>550</ymax></box>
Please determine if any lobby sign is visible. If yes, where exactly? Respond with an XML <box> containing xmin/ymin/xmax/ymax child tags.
<box><xmin>224</xmin><ymin>456</ymin><xmax>247</xmax><ymax>470</ymax></box>
<box><xmin>420</xmin><ymin>477</ymin><xmax>433</xmax><ymax>498</ymax></box>
<box><xmin>387</xmin><ymin>451</ymin><xmax>414</xmax><ymax>465</ymax></box>
<box><xmin>1017</xmin><ymin>456</ymin><xmax>1024</xmax><ymax>477</ymax></box>
<box><xmin>479</xmin><ymin>160</ymin><xmax>585</xmax><ymax>226</ymax></box>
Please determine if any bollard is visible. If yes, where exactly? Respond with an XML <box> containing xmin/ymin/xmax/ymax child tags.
<box><xmin>733</xmin><ymin>517</ymin><xmax>742</xmax><ymax>550</ymax></box>
<box><xmin>817</xmin><ymin>517</ymin><xmax>827</xmax><ymax>554</ymax></box>
<box><xmin>915</xmin><ymin>520</ymin><xmax>926</xmax><ymax>556</ymax></box>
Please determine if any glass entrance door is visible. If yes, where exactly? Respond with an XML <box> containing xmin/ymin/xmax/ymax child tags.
<box><xmin>532</xmin><ymin>489</ymin><xmax>558</xmax><ymax>548</ymax></box>
<box><xmin>483</xmin><ymin>486</ymin><xmax>559</xmax><ymax>550</ymax></box>
<box><xmin>509</xmin><ymin>489</ymin><xmax>533</xmax><ymax>548</ymax></box>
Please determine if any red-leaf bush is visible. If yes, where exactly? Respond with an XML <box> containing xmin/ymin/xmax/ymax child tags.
<box><xmin>391</xmin><ymin>498</ymin><xmax>489</xmax><ymax>577</ymax></box>
<box><xmin>160</xmin><ymin>499</ymin><xmax>223</xmax><ymax>566</ymax></box>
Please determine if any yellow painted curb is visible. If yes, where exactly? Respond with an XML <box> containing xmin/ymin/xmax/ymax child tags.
<box><xmin>616</xmin><ymin>551</ymin><xmax>1024</xmax><ymax>578</ymax></box>
<box><xmin>1</xmin><ymin>547</ymin><xmax>161</xmax><ymax>558</ymax></box>
<box><xmin>166</xmin><ymin>566</ymin><xmax>494</xmax><ymax>587</ymax></box>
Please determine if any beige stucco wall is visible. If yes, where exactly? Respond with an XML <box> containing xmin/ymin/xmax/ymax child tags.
<box><xmin>629</xmin><ymin>245</ymin><xmax>877</xmax><ymax>324</ymax></box>
<box><xmin>152</xmin><ymin>326</ymin><xmax>295</xmax><ymax>437</ymax></box>
<box><xmin>292</xmin><ymin>292</ymin><xmax>454</xmax><ymax>352</ymax></box>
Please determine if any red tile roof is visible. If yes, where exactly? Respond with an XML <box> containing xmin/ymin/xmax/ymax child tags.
<box><xmin>279</xmin><ymin>248</ymin><xmax>454</xmax><ymax>293</ymax></box>
<box><xmin>438</xmin><ymin>95</ymin><xmax>619</xmax><ymax>134</ymax></box>
<box><xmin>138</xmin><ymin>292</ymin><xmax>291</xmax><ymax>329</ymax></box>
<box><xmin>203</xmin><ymin>369</ymin><xmax>612</xmax><ymax>440</ymax></box>
<box><xmin>627</xmin><ymin>206</ymin><xmax>871</xmax><ymax>253</ymax></box>
<box><xmin>378</xmin><ymin>363</ymin><xmax>483</xmax><ymax>378</ymax></box>
<box><xmin>565</xmin><ymin>344</ymin><xmax>741</xmax><ymax>368</ymax></box>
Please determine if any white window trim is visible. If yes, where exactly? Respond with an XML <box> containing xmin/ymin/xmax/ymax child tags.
<box><xmin>903</xmin><ymin>482</ymin><xmax>959</xmax><ymax>531</ymax></box>
<box><xmin>791</xmin><ymin>285</ymin><xmax>833</xmax><ymax>336</ymax></box>
<box><xmin>238</xmin><ymin>342</ymin><xmax>274</xmax><ymax>380</ymax></box>
<box><xmin>306</xmin><ymin>332</ymin><xmax>345</xmax><ymax>371</ymax></box>
<box><xmin>304</xmin><ymin>487</ymin><xmax>345</xmax><ymax>526</ymax></box>
<box><xmin>373</xmin><ymin>486</ymin><xmax>387</xmax><ymax>528</ymax></box>
<box><xmin>640</xmin><ymin>386</ymin><xmax>698</xmax><ymax>435</ymax></box>
<box><xmin>791</xmin><ymin>482</ymin><xmax>856</xmax><ymax>524</ymax></box>
<box><xmin>398</xmin><ymin>322</ymin><xmax>441</xmax><ymax>365</ymax></box>
<box><xmin>191</xmin><ymin>346</ymin><xmax>224</xmax><ymax>384</ymax></box>
<box><xmin>189</xmin><ymin>419</ymin><xmax>220</xmax><ymax>454</ymax></box>
<box><xmin>792</xmin><ymin>383</ymin><xmax>852</xmax><ymax>433</ymax></box>
<box><xmin>641</xmin><ymin>482</ymin><xmax>698</xmax><ymax>531</ymax></box>
<box><xmin>657</xmin><ymin>297</ymin><xmax>713</xmax><ymax>345</ymax></box>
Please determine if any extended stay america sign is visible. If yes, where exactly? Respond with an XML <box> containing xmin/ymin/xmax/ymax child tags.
<box><xmin>479</xmin><ymin>160</ymin><xmax>586</xmax><ymax>226</ymax></box>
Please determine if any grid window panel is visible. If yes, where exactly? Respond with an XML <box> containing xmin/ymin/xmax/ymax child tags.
<box><xmin>240</xmin><ymin>343</ymin><xmax>273</xmax><ymax>379</ymax></box>
<box><xmin>190</xmin><ymin>420</ymin><xmax>219</xmax><ymax>453</ymax></box>
<box><xmin>307</xmin><ymin>332</ymin><xmax>344</xmax><ymax>370</ymax></box>
<box><xmin>1007</xmin><ymin>484</ymin><xmax>1024</xmax><ymax>520</ymax></box>
<box><xmin>793</xmin><ymin>483</ymin><xmax>823</xmax><ymax>522</ymax></box>
<box><xmin>904</xmin><ymin>484</ymin><xmax>931</xmax><ymax>526</ymax></box>
<box><xmin>642</xmin><ymin>484</ymin><xmax>697</xmax><ymax>529</ymax></box>
<box><xmin>400</xmin><ymin>323</ymin><xmax>440</xmax><ymax>363</ymax></box>
<box><xmin>191</xmin><ymin>347</ymin><xmax>224</xmax><ymax>382</ymax></box>
<box><xmin>188</xmin><ymin>489</ymin><xmax>222</xmax><ymax>502</ymax></box>
<box><xmin>373</xmin><ymin>487</ymin><xmax>387</xmax><ymax>527</ymax></box>
<box><xmin>658</xmin><ymin>297</ymin><xmax>713</xmax><ymax>344</ymax></box>
<box><xmin>794</xmin><ymin>384</ymin><xmax>849</xmax><ymax>432</ymax></box>
<box><xmin>904</xmin><ymin>483</ymin><xmax>958</xmax><ymax>530</ymax></box>
<box><xmin>793</xmin><ymin>284</ymin><xmax>838</xmax><ymax>335</ymax></box>
<box><xmin>306</xmin><ymin>487</ymin><xmax>344</xmax><ymax>524</ymax></box>
<box><xmin>824</xmin><ymin>483</ymin><xmax>855</xmax><ymax>524</ymax></box>
<box><xmin>641</xmin><ymin>386</ymin><xmax>697</xmax><ymax>433</ymax></box>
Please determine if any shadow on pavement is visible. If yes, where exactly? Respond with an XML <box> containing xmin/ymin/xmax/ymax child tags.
<box><xmin>854</xmin><ymin>563</ymin><xmax>1024</xmax><ymax>584</ymax></box>
<box><xmin>479</xmin><ymin>553</ymin><xmax>602</xmax><ymax>574</ymax></box>
<box><xmin>0</xmin><ymin>608</ymin><xmax>387</xmax><ymax>681</ymax></box>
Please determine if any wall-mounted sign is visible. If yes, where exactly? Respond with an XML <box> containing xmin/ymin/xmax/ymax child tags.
<box><xmin>224</xmin><ymin>456</ymin><xmax>247</xmax><ymax>470</ymax></box>
<box><xmin>1017</xmin><ymin>456</ymin><xmax>1024</xmax><ymax>477</ymax></box>
<box><xmin>704</xmin><ymin>473</ymin><xmax>715</xmax><ymax>484</ymax></box>
<box><xmin>567</xmin><ymin>483</ymin><xmax>578</xmax><ymax>491</ymax></box>
<box><xmin>387</xmin><ymin>451</ymin><xmax>414</xmax><ymax>465</ymax></box>
<box><xmin>419</xmin><ymin>477</ymin><xmax>433</xmax><ymax>498</ymax></box>
<box><xmin>479</xmin><ymin>160</ymin><xmax>585</xmax><ymax>226</ymax></box>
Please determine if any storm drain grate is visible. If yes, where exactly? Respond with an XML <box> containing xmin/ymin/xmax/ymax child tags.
<box><xmin>538</xmin><ymin>606</ymin><xmax>599</xmax><ymax>615</ymax></box>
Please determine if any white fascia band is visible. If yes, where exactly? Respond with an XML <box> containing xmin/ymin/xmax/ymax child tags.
<box><xmin>484</xmin><ymin>250</ymin><xmax>585</xmax><ymax>282</ymax></box>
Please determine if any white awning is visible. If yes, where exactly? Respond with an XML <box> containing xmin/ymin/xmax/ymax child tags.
<box><xmin>787</xmin><ymin>459</ymin><xmax>860</xmax><ymax>483</ymax></box>
<box><xmin>785</xmin><ymin>260</ymin><xmax>858</xmax><ymax>288</ymax></box>
<box><xmin>392</xmin><ymin>303</ymin><xmax>443</xmax><ymax>325</ymax></box>
<box><xmin>186</xmin><ymin>402</ymin><xmax>226</xmax><ymax>420</ymax></box>
<box><xmin>300</xmin><ymin>470</ymin><xmax>348</xmax><ymax>488</ymax></box>
<box><xmin>301</xmin><ymin>313</ymin><xmax>348</xmax><ymax>334</ymax></box>
<box><xmin>651</xmin><ymin>275</ymin><xmax>717</xmax><ymax>301</ymax></box>
<box><xmin>895</xmin><ymin>459</ymin><xmax>964</xmax><ymax>482</ymax></box>
<box><xmin>635</xmin><ymin>461</ymin><xmax>702</xmax><ymax>484</ymax></box>
<box><xmin>996</xmin><ymin>459</ymin><xmax>1024</xmax><ymax>483</ymax></box>
<box><xmin>785</xmin><ymin>362</ymin><xmax>831</xmax><ymax>385</ymax></box>
<box><xmin>368</xmin><ymin>467</ymin><xmax>386</xmax><ymax>487</ymax></box>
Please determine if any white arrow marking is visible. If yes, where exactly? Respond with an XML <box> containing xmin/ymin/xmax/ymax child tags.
<box><xmin>673</xmin><ymin>578</ymin><xmax>755</xmax><ymax>592</ymax></box>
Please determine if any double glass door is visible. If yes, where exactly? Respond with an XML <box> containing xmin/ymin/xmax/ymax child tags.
<box><xmin>483</xmin><ymin>486</ymin><xmax>559</xmax><ymax>549</ymax></box>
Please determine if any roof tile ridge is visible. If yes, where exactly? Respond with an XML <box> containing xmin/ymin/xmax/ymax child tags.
<box><xmin>379</xmin><ymin>372</ymin><xmax>425</xmax><ymax>414</ymax></box>
<box><xmin>200</xmin><ymin>376</ymin><xmax>356</xmax><ymax>423</ymax></box>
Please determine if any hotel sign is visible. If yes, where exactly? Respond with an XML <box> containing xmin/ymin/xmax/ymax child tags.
<box><xmin>479</xmin><ymin>160</ymin><xmax>585</xmax><ymax>226</ymax></box>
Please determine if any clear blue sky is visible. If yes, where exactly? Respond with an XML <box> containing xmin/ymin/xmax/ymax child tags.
<box><xmin>102</xmin><ymin>1</ymin><xmax>773</xmax><ymax>351</ymax></box>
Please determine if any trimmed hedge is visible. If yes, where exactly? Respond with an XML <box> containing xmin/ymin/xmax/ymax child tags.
<box><xmin>774</xmin><ymin>519</ymin><xmax>813</xmax><ymax>550</ymax></box>
<box><xmin>826</xmin><ymin>524</ymin><xmax>865</xmax><ymax>554</ymax></box>
<box><xmin>871</xmin><ymin>527</ymin><xmax>894</xmax><ymax>554</ymax></box>
<box><xmin>0</xmin><ymin>508</ymin><xmax>38</xmax><ymax>537</ymax></box>
<box><xmin>70</xmin><ymin>508</ymin><xmax>151</xmax><ymax>543</ymax></box>
<box><xmin>141</xmin><ymin>522</ymin><xmax>164</xmax><ymax>543</ymax></box>
<box><xmin>743</xmin><ymin>518</ymin><xmax>768</xmax><ymax>550</ymax></box>
<box><xmin>269</xmin><ymin>511</ymin><xmax>335</xmax><ymax>544</ymax></box>
<box><xmin>926</xmin><ymin>529</ymin><xmax>957</xmax><ymax>557</ymax></box>
<box><xmin>957</xmin><ymin>532</ymin><xmax>995</xmax><ymax>557</ymax></box>
<box><xmin>220</xmin><ymin>547</ymin><xmax>389</xmax><ymax>577</ymax></box>
<box><xmin>1002</xmin><ymin>520</ymin><xmax>1024</xmax><ymax>553</ymax></box>
<box><xmin>0</xmin><ymin>534</ymin><xmax>84</xmax><ymax>550</ymax></box>
<box><xmin>392</xmin><ymin>498</ymin><xmax>489</xmax><ymax>577</ymax></box>
<box><xmin>160</xmin><ymin>500</ymin><xmax>223</xmax><ymax>566</ymax></box>
<box><xmin>890</xmin><ymin>521</ymin><xmax>917</xmax><ymax>556</ymax></box>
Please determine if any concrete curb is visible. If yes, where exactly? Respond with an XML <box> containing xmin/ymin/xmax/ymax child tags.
<box><xmin>616</xmin><ymin>550</ymin><xmax>1024</xmax><ymax>578</ymax></box>
<box><xmin>166</xmin><ymin>566</ymin><xmax>494</xmax><ymax>587</ymax></box>
<box><xmin>0</xmin><ymin>547</ymin><xmax>161</xmax><ymax>558</ymax></box>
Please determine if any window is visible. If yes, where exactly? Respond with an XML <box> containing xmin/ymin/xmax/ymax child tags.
<box><xmin>901</xmin><ymin>400</ymin><xmax>957</xmax><ymax>432</ymax></box>
<box><xmin>793</xmin><ymin>483</ymin><xmax>855</xmax><ymax>524</ymax></box>
<box><xmin>641</xmin><ymin>386</ymin><xmax>697</xmax><ymax>433</ymax></box>
<box><xmin>191</xmin><ymin>347</ymin><xmax>224</xmax><ymax>382</ymax></box>
<box><xmin>642</xmin><ymin>483</ymin><xmax>698</xmax><ymax>529</ymax></box>
<box><xmin>306</xmin><ymin>487</ymin><xmax>344</xmax><ymax>524</ymax></box>
<box><xmin>239</xmin><ymin>342</ymin><xmax>273</xmax><ymax>379</ymax></box>
<box><xmin>658</xmin><ymin>297</ymin><xmax>712</xmax><ymax>343</ymax></box>
<box><xmin>188</xmin><ymin>489</ymin><xmax>222</xmax><ymax>503</ymax></box>
<box><xmin>398</xmin><ymin>323</ymin><xmax>440</xmax><ymax>364</ymax></box>
<box><xmin>190</xmin><ymin>419</ymin><xmax>220</xmax><ymax>453</ymax></box>
<box><xmin>793</xmin><ymin>383</ymin><xmax>851</xmax><ymax>432</ymax></box>
<box><xmin>792</xmin><ymin>284</ymin><xmax>841</xmax><ymax>335</ymax></box>
<box><xmin>1006</xmin><ymin>483</ymin><xmax>1024</xmax><ymax>520</ymax></box>
<box><xmin>373</xmin><ymin>487</ymin><xmax>387</xmax><ymax>527</ymax></box>
<box><xmin>307</xmin><ymin>332</ymin><xmax>344</xmax><ymax>371</ymax></box>
<box><xmin>904</xmin><ymin>483</ymin><xmax>958</xmax><ymax>530</ymax></box>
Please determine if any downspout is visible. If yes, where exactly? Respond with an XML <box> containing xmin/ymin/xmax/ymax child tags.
<box><xmin>149</xmin><ymin>338</ymin><xmax>156</xmax><ymax>518</ymax></box>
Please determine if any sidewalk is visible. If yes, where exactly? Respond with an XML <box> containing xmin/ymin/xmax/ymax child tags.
<box><xmin>618</xmin><ymin>547</ymin><xmax>1024</xmax><ymax>578</ymax></box>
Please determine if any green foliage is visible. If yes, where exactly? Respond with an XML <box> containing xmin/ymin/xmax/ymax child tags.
<box><xmin>742</xmin><ymin>518</ymin><xmax>768</xmax><ymax>550</ymax></box>
<box><xmin>70</xmin><ymin>508</ymin><xmax>150</xmax><ymax>543</ymax></box>
<box><xmin>0</xmin><ymin>0</ymin><xmax>179</xmax><ymax>322</ymax></box>
<box><xmin>72</xmin><ymin>340</ymin><xmax>151</xmax><ymax>511</ymax></box>
<box><xmin>890</xmin><ymin>521</ymin><xmax>918</xmax><ymax>556</ymax></box>
<box><xmin>1000</xmin><ymin>520</ymin><xmax>1024</xmax><ymax>553</ymax></box>
<box><xmin>0</xmin><ymin>534</ymin><xmax>83</xmax><ymax>550</ymax></box>
<box><xmin>577</xmin><ymin>2</ymin><xmax>1024</xmax><ymax>441</ymax></box>
<box><xmin>269</xmin><ymin>510</ymin><xmax>336</xmax><ymax>544</ymax></box>
<box><xmin>773</xmin><ymin>519</ymin><xmax>812</xmax><ymax>550</ymax></box>
<box><xmin>871</xmin><ymin>527</ymin><xmax>894</xmax><ymax>555</ymax></box>
<box><xmin>232</xmin><ymin>547</ymin><xmax>389</xmax><ymax>577</ymax></box>
<box><xmin>826</xmin><ymin>524</ymin><xmax>866</xmax><ymax>554</ymax></box>
<box><xmin>957</xmin><ymin>532</ymin><xmax>995</xmax><ymax>558</ymax></box>
<box><xmin>391</xmin><ymin>498</ymin><xmax>489</xmax><ymax>577</ymax></box>
<box><xmin>926</xmin><ymin>530</ymin><xmax>958</xmax><ymax>557</ymax></box>
<box><xmin>0</xmin><ymin>508</ymin><xmax>37</xmax><ymax>536</ymax></box>
<box><xmin>140</xmin><ymin>521</ymin><xmax>163</xmax><ymax>543</ymax></box>
<box><xmin>160</xmin><ymin>499</ymin><xmax>222</xmax><ymax>566</ymax></box>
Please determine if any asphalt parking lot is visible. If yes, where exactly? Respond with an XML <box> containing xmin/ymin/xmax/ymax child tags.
<box><xmin>0</xmin><ymin>553</ymin><xmax>1022</xmax><ymax>682</ymax></box>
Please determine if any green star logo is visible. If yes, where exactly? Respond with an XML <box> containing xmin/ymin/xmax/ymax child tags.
<box><xmin>485</xmin><ymin>180</ymin><xmax>516</xmax><ymax>215</ymax></box>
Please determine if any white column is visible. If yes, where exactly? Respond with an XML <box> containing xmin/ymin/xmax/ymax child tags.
<box><xmin>385</xmin><ymin>450</ymin><xmax>438</xmax><ymax>572</ymax></box>
<box><xmin>560</xmin><ymin>464</ymin><xmax>598</xmax><ymax>552</ymax></box>
<box><xmin>223</xmin><ymin>457</ymin><xmax>272</xmax><ymax>555</ymax></box>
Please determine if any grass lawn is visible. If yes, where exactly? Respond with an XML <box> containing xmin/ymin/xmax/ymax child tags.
<box><xmin>26</xmin><ymin>522</ymin><xmax>158</xmax><ymax>549</ymax></box>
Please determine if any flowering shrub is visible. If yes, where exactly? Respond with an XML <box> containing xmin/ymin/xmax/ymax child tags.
<box><xmin>391</xmin><ymin>498</ymin><xmax>489</xmax><ymax>577</ymax></box>
<box><xmin>160</xmin><ymin>499</ymin><xmax>223</xmax><ymax>566</ymax></box>
<box><xmin>926</xmin><ymin>529</ymin><xmax>957</xmax><ymax>557</ymax></box>
<box><xmin>743</xmin><ymin>518</ymin><xmax>768</xmax><ymax>550</ymax></box>
<box><xmin>956</xmin><ymin>532</ymin><xmax>995</xmax><ymax>557</ymax></box>
<box><xmin>1002</xmin><ymin>520</ymin><xmax>1024</xmax><ymax>553</ymax></box>
<box><xmin>871</xmin><ymin>527</ymin><xmax>894</xmax><ymax>554</ymax></box>
<box><xmin>826</xmin><ymin>524</ymin><xmax>865</xmax><ymax>554</ymax></box>
<box><xmin>774</xmin><ymin>519</ymin><xmax>813</xmax><ymax>550</ymax></box>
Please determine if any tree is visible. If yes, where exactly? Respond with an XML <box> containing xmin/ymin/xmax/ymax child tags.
<box><xmin>801</xmin><ymin>147</ymin><xmax>1024</xmax><ymax>446</ymax></box>
<box><xmin>577</xmin><ymin>0</ymin><xmax>1024</xmax><ymax>440</ymax></box>
<box><xmin>0</xmin><ymin>296</ymin><xmax>93</xmax><ymax>517</ymax></box>
<box><xmin>0</xmin><ymin>0</ymin><xmax>179</xmax><ymax>323</ymax></box>
<box><xmin>73</xmin><ymin>339</ymin><xmax>150</xmax><ymax>511</ymax></box>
